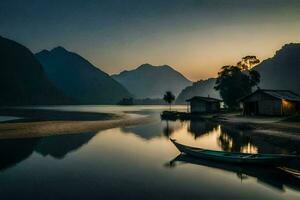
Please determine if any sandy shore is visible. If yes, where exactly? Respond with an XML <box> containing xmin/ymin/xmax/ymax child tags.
<box><xmin>0</xmin><ymin>108</ymin><xmax>119</xmax><ymax>122</ymax></box>
<box><xmin>0</xmin><ymin>115</ymin><xmax>153</xmax><ymax>139</ymax></box>
<box><xmin>0</xmin><ymin>108</ymin><xmax>154</xmax><ymax>139</ymax></box>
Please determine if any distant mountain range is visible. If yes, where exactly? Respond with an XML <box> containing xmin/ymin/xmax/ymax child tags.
<box><xmin>255</xmin><ymin>43</ymin><xmax>300</xmax><ymax>94</ymax></box>
<box><xmin>36</xmin><ymin>47</ymin><xmax>131</xmax><ymax>104</ymax></box>
<box><xmin>2</xmin><ymin>34</ymin><xmax>300</xmax><ymax>106</ymax></box>
<box><xmin>112</xmin><ymin>63</ymin><xmax>192</xmax><ymax>98</ymax></box>
<box><xmin>176</xmin><ymin>78</ymin><xmax>220</xmax><ymax>103</ymax></box>
<box><xmin>0</xmin><ymin>36</ymin><xmax>73</xmax><ymax>106</ymax></box>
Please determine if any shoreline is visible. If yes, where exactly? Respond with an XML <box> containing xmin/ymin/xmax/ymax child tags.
<box><xmin>213</xmin><ymin>114</ymin><xmax>300</xmax><ymax>141</ymax></box>
<box><xmin>0</xmin><ymin>108</ymin><xmax>120</xmax><ymax>123</ymax></box>
<box><xmin>0</xmin><ymin>108</ymin><xmax>154</xmax><ymax>139</ymax></box>
<box><xmin>0</xmin><ymin>116</ymin><xmax>153</xmax><ymax>139</ymax></box>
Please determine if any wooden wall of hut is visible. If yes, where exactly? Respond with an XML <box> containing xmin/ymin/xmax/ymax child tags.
<box><xmin>282</xmin><ymin>100</ymin><xmax>298</xmax><ymax>115</ymax></box>
<box><xmin>243</xmin><ymin>92</ymin><xmax>282</xmax><ymax>116</ymax></box>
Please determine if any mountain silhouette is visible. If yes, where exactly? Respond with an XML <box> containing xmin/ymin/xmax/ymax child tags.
<box><xmin>0</xmin><ymin>138</ymin><xmax>38</xmax><ymax>171</ymax></box>
<box><xmin>254</xmin><ymin>43</ymin><xmax>300</xmax><ymax>93</ymax></box>
<box><xmin>36</xmin><ymin>47</ymin><xmax>131</xmax><ymax>104</ymax></box>
<box><xmin>0</xmin><ymin>36</ymin><xmax>73</xmax><ymax>105</ymax></box>
<box><xmin>35</xmin><ymin>132</ymin><xmax>96</xmax><ymax>159</ymax></box>
<box><xmin>112</xmin><ymin>63</ymin><xmax>192</xmax><ymax>98</ymax></box>
<box><xmin>0</xmin><ymin>132</ymin><xmax>96</xmax><ymax>172</ymax></box>
<box><xmin>176</xmin><ymin>78</ymin><xmax>220</xmax><ymax>103</ymax></box>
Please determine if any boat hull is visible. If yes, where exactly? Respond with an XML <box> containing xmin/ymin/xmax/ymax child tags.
<box><xmin>170</xmin><ymin>139</ymin><xmax>297</xmax><ymax>166</ymax></box>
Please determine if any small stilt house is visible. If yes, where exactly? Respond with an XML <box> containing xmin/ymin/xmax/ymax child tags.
<box><xmin>186</xmin><ymin>96</ymin><xmax>221</xmax><ymax>114</ymax></box>
<box><xmin>239</xmin><ymin>89</ymin><xmax>300</xmax><ymax>116</ymax></box>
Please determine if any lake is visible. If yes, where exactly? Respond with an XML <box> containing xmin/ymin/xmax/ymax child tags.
<box><xmin>0</xmin><ymin>105</ymin><xmax>300</xmax><ymax>200</ymax></box>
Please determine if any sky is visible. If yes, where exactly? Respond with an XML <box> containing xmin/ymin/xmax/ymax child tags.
<box><xmin>1</xmin><ymin>0</ymin><xmax>300</xmax><ymax>81</ymax></box>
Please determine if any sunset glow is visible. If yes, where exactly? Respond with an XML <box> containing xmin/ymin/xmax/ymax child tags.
<box><xmin>1</xmin><ymin>0</ymin><xmax>300</xmax><ymax>80</ymax></box>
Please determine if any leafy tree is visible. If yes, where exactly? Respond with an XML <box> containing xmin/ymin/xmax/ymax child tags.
<box><xmin>163</xmin><ymin>91</ymin><xmax>175</xmax><ymax>111</ymax></box>
<box><xmin>237</xmin><ymin>55</ymin><xmax>260</xmax><ymax>70</ymax></box>
<box><xmin>214</xmin><ymin>65</ymin><xmax>260</xmax><ymax>109</ymax></box>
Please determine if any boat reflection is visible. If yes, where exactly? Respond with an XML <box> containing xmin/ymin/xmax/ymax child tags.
<box><xmin>168</xmin><ymin>154</ymin><xmax>300</xmax><ymax>192</ymax></box>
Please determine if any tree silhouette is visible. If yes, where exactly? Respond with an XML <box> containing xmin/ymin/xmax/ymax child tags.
<box><xmin>249</xmin><ymin>70</ymin><xmax>261</xmax><ymax>88</ymax></box>
<box><xmin>163</xmin><ymin>91</ymin><xmax>175</xmax><ymax>111</ymax></box>
<box><xmin>237</xmin><ymin>55</ymin><xmax>260</xmax><ymax>70</ymax></box>
<box><xmin>214</xmin><ymin>65</ymin><xmax>260</xmax><ymax>109</ymax></box>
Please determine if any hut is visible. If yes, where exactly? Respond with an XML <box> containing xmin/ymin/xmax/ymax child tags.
<box><xmin>186</xmin><ymin>96</ymin><xmax>221</xmax><ymax>114</ymax></box>
<box><xmin>239</xmin><ymin>89</ymin><xmax>300</xmax><ymax>116</ymax></box>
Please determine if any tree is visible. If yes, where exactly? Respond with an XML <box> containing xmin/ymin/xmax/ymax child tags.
<box><xmin>238</xmin><ymin>55</ymin><xmax>261</xmax><ymax>89</ymax></box>
<box><xmin>214</xmin><ymin>65</ymin><xmax>260</xmax><ymax>109</ymax></box>
<box><xmin>249</xmin><ymin>70</ymin><xmax>261</xmax><ymax>88</ymax></box>
<box><xmin>237</xmin><ymin>55</ymin><xmax>260</xmax><ymax>70</ymax></box>
<box><xmin>163</xmin><ymin>91</ymin><xmax>175</xmax><ymax>111</ymax></box>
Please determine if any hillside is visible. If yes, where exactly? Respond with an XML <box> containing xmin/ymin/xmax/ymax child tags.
<box><xmin>36</xmin><ymin>47</ymin><xmax>131</xmax><ymax>104</ymax></box>
<box><xmin>254</xmin><ymin>43</ymin><xmax>300</xmax><ymax>94</ymax></box>
<box><xmin>176</xmin><ymin>78</ymin><xmax>220</xmax><ymax>103</ymax></box>
<box><xmin>0</xmin><ymin>36</ymin><xmax>73</xmax><ymax>105</ymax></box>
<box><xmin>177</xmin><ymin>43</ymin><xmax>300</xmax><ymax>103</ymax></box>
<box><xmin>112</xmin><ymin>63</ymin><xmax>192</xmax><ymax>98</ymax></box>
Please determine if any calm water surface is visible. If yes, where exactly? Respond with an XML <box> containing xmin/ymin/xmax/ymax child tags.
<box><xmin>0</xmin><ymin>106</ymin><xmax>300</xmax><ymax>200</ymax></box>
<box><xmin>0</xmin><ymin>115</ymin><xmax>20</xmax><ymax>122</ymax></box>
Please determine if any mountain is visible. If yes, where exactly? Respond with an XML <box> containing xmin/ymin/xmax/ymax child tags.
<box><xmin>112</xmin><ymin>64</ymin><xmax>192</xmax><ymax>98</ymax></box>
<box><xmin>0</xmin><ymin>36</ymin><xmax>73</xmax><ymax>106</ymax></box>
<box><xmin>36</xmin><ymin>47</ymin><xmax>131</xmax><ymax>104</ymax></box>
<box><xmin>176</xmin><ymin>78</ymin><xmax>220</xmax><ymax>103</ymax></box>
<box><xmin>177</xmin><ymin>43</ymin><xmax>300</xmax><ymax>104</ymax></box>
<box><xmin>254</xmin><ymin>43</ymin><xmax>300</xmax><ymax>94</ymax></box>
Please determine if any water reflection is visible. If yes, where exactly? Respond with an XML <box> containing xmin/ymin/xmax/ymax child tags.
<box><xmin>160</xmin><ymin>119</ymin><xmax>293</xmax><ymax>155</ymax></box>
<box><xmin>0</xmin><ymin>138</ymin><xmax>38</xmax><ymax>171</ymax></box>
<box><xmin>218</xmin><ymin>126</ymin><xmax>258</xmax><ymax>153</ymax></box>
<box><xmin>0</xmin><ymin>132</ymin><xmax>96</xmax><ymax>171</ymax></box>
<box><xmin>163</xmin><ymin>120</ymin><xmax>175</xmax><ymax>138</ymax></box>
<box><xmin>188</xmin><ymin>120</ymin><xmax>219</xmax><ymax>139</ymax></box>
<box><xmin>35</xmin><ymin>132</ymin><xmax>96</xmax><ymax>159</ymax></box>
<box><xmin>2</xmin><ymin>117</ymin><xmax>300</xmax><ymax>174</ymax></box>
<box><xmin>168</xmin><ymin>154</ymin><xmax>300</xmax><ymax>192</ymax></box>
<box><xmin>120</xmin><ymin>120</ymin><xmax>183</xmax><ymax>140</ymax></box>
<box><xmin>0</xmin><ymin>107</ymin><xmax>300</xmax><ymax>199</ymax></box>
<box><xmin>158</xmin><ymin>118</ymin><xmax>300</xmax><ymax>175</ymax></box>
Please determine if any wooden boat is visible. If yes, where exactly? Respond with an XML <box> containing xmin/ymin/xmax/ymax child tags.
<box><xmin>170</xmin><ymin>139</ymin><xmax>298</xmax><ymax>166</ymax></box>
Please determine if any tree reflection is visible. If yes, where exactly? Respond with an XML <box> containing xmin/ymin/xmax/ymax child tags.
<box><xmin>163</xmin><ymin>120</ymin><xmax>174</xmax><ymax>138</ymax></box>
<box><xmin>217</xmin><ymin>126</ymin><xmax>256</xmax><ymax>153</ymax></box>
<box><xmin>188</xmin><ymin>120</ymin><xmax>219</xmax><ymax>139</ymax></box>
<box><xmin>186</xmin><ymin>119</ymin><xmax>259</xmax><ymax>153</ymax></box>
